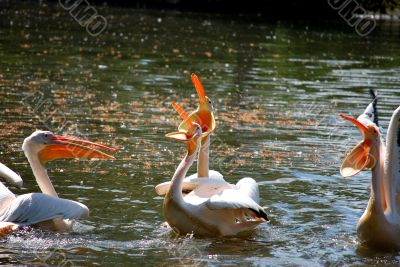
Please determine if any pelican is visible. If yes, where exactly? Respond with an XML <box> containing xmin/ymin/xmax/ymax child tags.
<box><xmin>155</xmin><ymin>73</ymin><xmax>223</xmax><ymax>196</ymax></box>
<box><xmin>340</xmin><ymin>91</ymin><xmax>400</xmax><ymax>250</ymax></box>
<box><xmin>0</xmin><ymin>162</ymin><xmax>23</xmax><ymax>236</ymax></box>
<box><xmin>163</xmin><ymin>102</ymin><xmax>268</xmax><ymax>236</ymax></box>
<box><xmin>0</xmin><ymin>130</ymin><xmax>116</xmax><ymax>233</ymax></box>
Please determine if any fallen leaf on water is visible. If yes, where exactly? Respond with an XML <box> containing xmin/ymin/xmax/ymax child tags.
<box><xmin>20</xmin><ymin>44</ymin><xmax>32</xmax><ymax>49</ymax></box>
<box><xmin>205</xmin><ymin>51</ymin><xmax>212</xmax><ymax>58</ymax></box>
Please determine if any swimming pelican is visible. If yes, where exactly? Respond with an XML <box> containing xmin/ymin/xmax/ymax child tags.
<box><xmin>0</xmin><ymin>162</ymin><xmax>23</xmax><ymax>236</ymax></box>
<box><xmin>163</xmin><ymin>103</ymin><xmax>268</xmax><ymax>236</ymax></box>
<box><xmin>340</xmin><ymin>91</ymin><xmax>400</xmax><ymax>250</ymax></box>
<box><xmin>155</xmin><ymin>73</ymin><xmax>223</xmax><ymax>196</ymax></box>
<box><xmin>0</xmin><ymin>130</ymin><xmax>116</xmax><ymax>233</ymax></box>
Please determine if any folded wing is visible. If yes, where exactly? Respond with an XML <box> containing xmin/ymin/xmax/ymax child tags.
<box><xmin>0</xmin><ymin>193</ymin><xmax>88</xmax><ymax>226</ymax></box>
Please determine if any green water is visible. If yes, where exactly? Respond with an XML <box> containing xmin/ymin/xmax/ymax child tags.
<box><xmin>1</xmin><ymin>2</ymin><xmax>400</xmax><ymax>266</ymax></box>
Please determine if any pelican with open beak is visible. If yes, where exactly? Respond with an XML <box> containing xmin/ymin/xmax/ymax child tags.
<box><xmin>0</xmin><ymin>130</ymin><xmax>116</xmax><ymax>234</ymax></box>
<box><xmin>178</xmin><ymin>73</ymin><xmax>217</xmax><ymax>178</ymax></box>
<box><xmin>155</xmin><ymin>73</ymin><xmax>224</xmax><ymax>196</ymax></box>
<box><xmin>340</xmin><ymin>91</ymin><xmax>400</xmax><ymax>250</ymax></box>
<box><xmin>163</xmin><ymin>103</ymin><xmax>268</xmax><ymax>236</ymax></box>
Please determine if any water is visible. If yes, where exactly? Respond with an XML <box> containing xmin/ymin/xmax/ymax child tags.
<box><xmin>1</xmin><ymin>2</ymin><xmax>400</xmax><ymax>266</ymax></box>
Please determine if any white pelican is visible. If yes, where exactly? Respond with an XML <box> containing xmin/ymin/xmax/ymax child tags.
<box><xmin>0</xmin><ymin>130</ymin><xmax>116</xmax><ymax>233</ymax></box>
<box><xmin>155</xmin><ymin>73</ymin><xmax>223</xmax><ymax>196</ymax></box>
<box><xmin>0</xmin><ymin>162</ymin><xmax>23</xmax><ymax>236</ymax></box>
<box><xmin>340</xmin><ymin>91</ymin><xmax>400</xmax><ymax>250</ymax></box>
<box><xmin>163</xmin><ymin>103</ymin><xmax>268</xmax><ymax>236</ymax></box>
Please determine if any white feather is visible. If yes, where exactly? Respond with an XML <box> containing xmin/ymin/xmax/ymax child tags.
<box><xmin>205</xmin><ymin>189</ymin><xmax>262</xmax><ymax>211</ymax></box>
<box><xmin>0</xmin><ymin>193</ymin><xmax>88</xmax><ymax>226</ymax></box>
<box><xmin>155</xmin><ymin>170</ymin><xmax>224</xmax><ymax>196</ymax></box>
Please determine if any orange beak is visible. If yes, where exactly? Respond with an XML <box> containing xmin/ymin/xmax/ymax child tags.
<box><xmin>339</xmin><ymin>114</ymin><xmax>374</xmax><ymax>177</ymax></box>
<box><xmin>191</xmin><ymin>73</ymin><xmax>206</xmax><ymax>104</ymax></box>
<box><xmin>166</xmin><ymin>102</ymin><xmax>196</xmax><ymax>142</ymax></box>
<box><xmin>172</xmin><ymin>102</ymin><xmax>194</xmax><ymax>130</ymax></box>
<box><xmin>339</xmin><ymin>114</ymin><xmax>369</xmax><ymax>137</ymax></box>
<box><xmin>39</xmin><ymin>135</ymin><xmax>117</xmax><ymax>163</ymax></box>
<box><xmin>178</xmin><ymin>73</ymin><xmax>215</xmax><ymax>137</ymax></box>
<box><xmin>167</xmin><ymin>102</ymin><xmax>198</xmax><ymax>155</ymax></box>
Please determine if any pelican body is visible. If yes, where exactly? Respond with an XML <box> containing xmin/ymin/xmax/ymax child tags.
<box><xmin>0</xmin><ymin>130</ymin><xmax>116</xmax><ymax>232</ymax></box>
<box><xmin>0</xmin><ymin>162</ymin><xmax>23</xmax><ymax>235</ymax></box>
<box><xmin>340</xmin><ymin>91</ymin><xmax>400</xmax><ymax>250</ymax></box>
<box><xmin>163</xmin><ymin>103</ymin><xmax>268</xmax><ymax>236</ymax></box>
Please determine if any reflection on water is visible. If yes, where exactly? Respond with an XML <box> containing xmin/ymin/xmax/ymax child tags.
<box><xmin>1</xmin><ymin>2</ymin><xmax>400</xmax><ymax>266</ymax></box>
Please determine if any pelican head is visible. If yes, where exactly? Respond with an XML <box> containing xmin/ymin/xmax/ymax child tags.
<box><xmin>166</xmin><ymin>103</ymin><xmax>202</xmax><ymax>155</ymax></box>
<box><xmin>178</xmin><ymin>73</ymin><xmax>216</xmax><ymax>138</ymax></box>
<box><xmin>22</xmin><ymin>130</ymin><xmax>117</xmax><ymax>164</ymax></box>
<box><xmin>339</xmin><ymin>114</ymin><xmax>381</xmax><ymax>177</ymax></box>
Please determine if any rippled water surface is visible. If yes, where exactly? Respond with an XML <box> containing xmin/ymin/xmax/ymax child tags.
<box><xmin>1</xmin><ymin>3</ymin><xmax>400</xmax><ymax>266</ymax></box>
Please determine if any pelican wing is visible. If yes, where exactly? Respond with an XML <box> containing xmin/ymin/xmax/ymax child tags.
<box><xmin>236</xmin><ymin>177</ymin><xmax>260</xmax><ymax>203</ymax></box>
<box><xmin>384</xmin><ymin>106</ymin><xmax>400</xmax><ymax>217</ymax></box>
<box><xmin>0</xmin><ymin>162</ymin><xmax>23</xmax><ymax>188</ymax></box>
<box><xmin>357</xmin><ymin>89</ymin><xmax>384</xmax><ymax>140</ymax></box>
<box><xmin>155</xmin><ymin>170</ymin><xmax>225</xmax><ymax>196</ymax></box>
<box><xmin>357</xmin><ymin>90</ymin><xmax>377</xmax><ymax>125</ymax></box>
<box><xmin>205</xmin><ymin>189</ymin><xmax>268</xmax><ymax>220</ymax></box>
<box><xmin>155</xmin><ymin>176</ymin><xmax>227</xmax><ymax>196</ymax></box>
<box><xmin>196</xmin><ymin>170</ymin><xmax>224</xmax><ymax>180</ymax></box>
<box><xmin>0</xmin><ymin>193</ymin><xmax>88</xmax><ymax>226</ymax></box>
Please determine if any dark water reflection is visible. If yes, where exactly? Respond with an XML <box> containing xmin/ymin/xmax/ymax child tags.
<box><xmin>1</xmin><ymin>2</ymin><xmax>400</xmax><ymax>266</ymax></box>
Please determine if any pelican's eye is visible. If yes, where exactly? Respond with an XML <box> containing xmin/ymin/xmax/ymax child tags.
<box><xmin>43</xmin><ymin>134</ymin><xmax>49</xmax><ymax>144</ymax></box>
<box><xmin>371</xmin><ymin>128</ymin><xmax>380</xmax><ymax>138</ymax></box>
<box><xmin>42</xmin><ymin>133</ymin><xmax>54</xmax><ymax>144</ymax></box>
<box><xmin>208</xmin><ymin>99</ymin><xmax>214</xmax><ymax>111</ymax></box>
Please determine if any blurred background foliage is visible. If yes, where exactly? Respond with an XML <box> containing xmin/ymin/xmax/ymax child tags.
<box><xmin>82</xmin><ymin>0</ymin><xmax>400</xmax><ymax>16</ymax></box>
<box><xmin>5</xmin><ymin>0</ymin><xmax>400</xmax><ymax>18</ymax></box>
<box><xmin>358</xmin><ymin>0</ymin><xmax>399</xmax><ymax>13</ymax></box>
